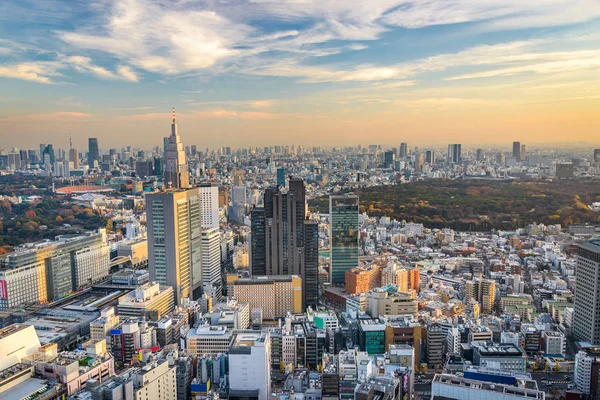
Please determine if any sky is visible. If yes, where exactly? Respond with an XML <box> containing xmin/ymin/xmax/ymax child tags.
<box><xmin>1</xmin><ymin>0</ymin><xmax>600</xmax><ymax>150</ymax></box>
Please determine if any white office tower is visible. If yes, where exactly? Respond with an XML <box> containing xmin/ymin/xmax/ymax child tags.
<box><xmin>0</xmin><ymin>324</ymin><xmax>41</xmax><ymax>370</ymax></box>
<box><xmin>199</xmin><ymin>182</ymin><xmax>219</xmax><ymax>229</ymax></box>
<box><xmin>201</xmin><ymin>227</ymin><xmax>222</xmax><ymax>301</ymax></box>
<box><xmin>575</xmin><ymin>351</ymin><xmax>594</xmax><ymax>394</ymax></box>
<box><xmin>229</xmin><ymin>331</ymin><xmax>271</xmax><ymax>400</ymax></box>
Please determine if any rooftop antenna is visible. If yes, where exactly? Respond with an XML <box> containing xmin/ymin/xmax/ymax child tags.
<box><xmin>69</xmin><ymin>133</ymin><xmax>73</xmax><ymax>150</ymax></box>
<box><xmin>172</xmin><ymin>107</ymin><xmax>176</xmax><ymax>123</ymax></box>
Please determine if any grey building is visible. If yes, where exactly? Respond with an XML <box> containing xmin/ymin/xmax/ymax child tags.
<box><xmin>573</xmin><ymin>239</ymin><xmax>600</xmax><ymax>344</ymax></box>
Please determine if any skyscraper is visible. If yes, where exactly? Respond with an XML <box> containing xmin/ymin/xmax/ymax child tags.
<box><xmin>425</xmin><ymin>150</ymin><xmax>435</xmax><ymax>164</ymax></box>
<box><xmin>276</xmin><ymin>167</ymin><xmax>285</xmax><ymax>187</ymax></box>
<box><xmin>201</xmin><ymin>227</ymin><xmax>222</xmax><ymax>301</ymax></box>
<box><xmin>164</xmin><ymin>108</ymin><xmax>190</xmax><ymax>189</ymax></box>
<box><xmin>512</xmin><ymin>141</ymin><xmax>521</xmax><ymax>162</ymax></box>
<box><xmin>250</xmin><ymin>177</ymin><xmax>317</xmax><ymax>309</ymax></box>
<box><xmin>476</xmin><ymin>148</ymin><xmax>484</xmax><ymax>162</ymax></box>
<box><xmin>230</xmin><ymin>185</ymin><xmax>247</xmax><ymax>223</ymax></box>
<box><xmin>520</xmin><ymin>144</ymin><xmax>527</xmax><ymax>162</ymax></box>
<box><xmin>146</xmin><ymin>189</ymin><xmax>202</xmax><ymax>305</ymax></box>
<box><xmin>594</xmin><ymin>149</ymin><xmax>600</xmax><ymax>162</ymax></box>
<box><xmin>384</xmin><ymin>151</ymin><xmax>394</xmax><ymax>168</ymax></box>
<box><xmin>399</xmin><ymin>142</ymin><xmax>408</xmax><ymax>158</ymax></box>
<box><xmin>329</xmin><ymin>195</ymin><xmax>359</xmax><ymax>284</ymax></box>
<box><xmin>88</xmin><ymin>138</ymin><xmax>99</xmax><ymax>167</ymax></box>
<box><xmin>69</xmin><ymin>148</ymin><xmax>79</xmax><ymax>169</ymax></box>
<box><xmin>199</xmin><ymin>182</ymin><xmax>219</xmax><ymax>229</ymax></box>
<box><xmin>573</xmin><ymin>239</ymin><xmax>600</xmax><ymax>345</ymax></box>
<box><xmin>447</xmin><ymin>144</ymin><xmax>462</xmax><ymax>164</ymax></box>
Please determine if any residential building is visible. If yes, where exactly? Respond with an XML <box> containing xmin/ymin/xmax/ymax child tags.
<box><xmin>345</xmin><ymin>265</ymin><xmax>381</xmax><ymax>295</ymax></box>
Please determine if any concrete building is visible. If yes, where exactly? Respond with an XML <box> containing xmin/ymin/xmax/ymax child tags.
<box><xmin>380</xmin><ymin>262</ymin><xmax>408</xmax><ymax>292</ymax></box>
<box><xmin>366</xmin><ymin>289</ymin><xmax>418</xmax><ymax>318</ymax></box>
<box><xmin>229</xmin><ymin>331</ymin><xmax>271</xmax><ymax>400</ymax></box>
<box><xmin>0</xmin><ymin>324</ymin><xmax>41</xmax><ymax>370</ymax></box>
<box><xmin>472</xmin><ymin>343</ymin><xmax>527</xmax><ymax>373</ymax></box>
<box><xmin>230</xmin><ymin>275</ymin><xmax>302</xmax><ymax>320</ymax></box>
<box><xmin>544</xmin><ymin>331</ymin><xmax>566</xmax><ymax>356</ymax></box>
<box><xmin>132</xmin><ymin>359</ymin><xmax>177</xmax><ymax>400</ymax></box>
<box><xmin>199</xmin><ymin>183</ymin><xmax>219</xmax><ymax>229</ymax></box>
<box><xmin>201</xmin><ymin>227</ymin><xmax>222</xmax><ymax>301</ymax></box>
<box><xmin>0</xmin><ymin>230</ymin><xmax>110</xmax><ymax>309</ymax></box>
<box><xmin>573</xmin><ymin>239</ymin><xmax>600</xmax><ymax>344</ymax></box>
<box><xmin>185</xmin><ymin>325</ymin><xmax>233</xmax><ymax>357</ymax></box>
<box><xmin>464</xmin><ymin>278</ymin><xmax>496</xmax><ymax>314</ymax></box>
<box><xmin>146</xmin><ymin>189</ymin><xmax>202</xmax><ymax>305</ymax></box>
<box><xmin>90</xmin><ymin>307</ymin><xmax>120</xmax><ymax>349</ymax></box>
<box><xmin>117</xmin><ymin>282</ymin><xmax>175</xmax><ymax>320</ymax></box>
<box><xmin>427</xmin><ymin>324</ymin><xmax>444</xmax><ymax>368</ymax></box>
<box><xmin>345</xmin><ymin>265</ymin><xmax>381</xmax><ymax>295</ymax></box>
<box><xmin>432</xmin><ymin>373</ymin><xmax>544</xmax><ymax>400</ymax></box>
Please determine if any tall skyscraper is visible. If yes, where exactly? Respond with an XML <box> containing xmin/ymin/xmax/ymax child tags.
<box><xmin>88</xmin><ymin>138</ymin><xmax>99</xmax><ymax>167</ymax></box>
<box><xmin>520</xmin><ymin>144</ymin><xmax>527</xmax><ymax>162</ymax></box>
<box><xmin>329</xmin><ymin>195</ymin><xmax>359</xmax><ymax>284</ymax></box>
<box><xmin>69</xmin><ymin>148</ymin><xmax>79</xmax><ymax>169</ymax></box>
<box><xmin>164</xmin><ymin>108</ymin><xmax>190</xmax><ymax>189</ymax></box>
<box><xmin>425</xmin><ymin>150</ymin><xmax>435</xmax><ymax>164</ymax></box>
<box><xmin>512</xmin><ymin>141</ymin><xmax>521</xmax><ymax>162</ymax></box>
<box><xmin>573</xmin><ymin>239</ymin><xmax>600</xmax><ymax>344</ymax></box>
<box><xmin>447</xmin><ymin>144</ymin><xmax>462</xmax><ymax>164</ymax></box>
<box><xmin>476</xmin><ymin>148</ymin><xmax>484</xmax><ymax>162</ymax></box>
<box><xmin>276</xmin><ymin>167</ymin><xmax>285</xmax><ymax>187</ymax></box>
<box><xmin>250</xmin><ymin>177</ymin><xmax>317</xmax><ymax>308</ymax></box>
<box><xmin>594</xmin><ymin>149</ymin><xmax>600</xmax><ymax>162</ymax></box>
<box><xmin>399</xmin><ymin>142</ymin><xmax>408</xmax><ymax>158</ymax></box>
<box><xmin>384</xmin><ymin>151</ymin><xmax>394</xmax><ymax>168</ymax></box>
<box><xmin>230</xmin><ymin>185</ymin><xmax>247</xmax><ymax>223</ymax></box>
<box><xmin>146</xmin><ymin>189</ymin><xmax>202</xmax><ymax>305</ymax></box>
<box><xmin>199</xmin><ymin>182</ymin><xmax>219</xmax><ymax>229</ymax></box>
<box><xmin>201</xmin><ymin>227</ymin><xmax>222</xmax><ymax>301</ymax></box>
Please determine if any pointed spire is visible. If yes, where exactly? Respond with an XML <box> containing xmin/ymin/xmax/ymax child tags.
<box><xmin>172</xmin><ymin>107</ymin><xmax>176</xmax><ymax>123</ymax></box>
<box><xmin>69</xmin><ymin>133</ymin><xmax>73</xmax><ymax>150</ymax></box>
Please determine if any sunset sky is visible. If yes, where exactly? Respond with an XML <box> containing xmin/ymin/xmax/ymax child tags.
<box><xmin>1</xmin><ymin>0</ymin><xmax>599</xmax><ymax>150</ymax></box>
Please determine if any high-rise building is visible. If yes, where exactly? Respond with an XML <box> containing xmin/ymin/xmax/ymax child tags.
<box><xmin>464</xmin><ymin>278</ymin><xmax>496</xmax><ymax>314</ymax></box>
<box><xmin>594</xmin><ymin>149</ymin><xmax>600</xmax><ymax>163</ymax></box>
<box><xmin>0</xmin><ymin>230</ymin><xmax>110</xmax><ymax>309</ymax></box>
<box><xmin>276</xmin><ymin>167</ymin><xmax>285</xmax><ymax>187</ymax></box>
<box><xmin>230</xmin><ymin>186</ymin><xmax>246</xmax><ymax>223</ymax></box>
<box><xmin>146</xmin><ymin>189</ymin><xmax>202</xmax><ymax>305</ymax></box>
<box><xmin>520</xmin><ymin>144</ymin><xmax>527</xmax><ymax>161</ymax></box>
<box><xmin>447</xmin><ymin>144</ymin><xmax>462</xmax><ymax>164</ymax></box>
<box><xmin>573</xmin><ymin>239</ymin><xmax>600</xmax><ymax>344</ymax></box>
<box><xmin>384</xmin><ymin>151</ymin><xmax>394</xmax><ymax>168</ymax></box>
<box><xmin>399</xmin><ymin>143</ymin><xmax>408</xmax><ymax>158</ymax></box>
<box><xmin>199</xmin><ymin>183</ymin><xmax>219</xmax><ymax>229</ymax></box>
<box><xmin>229</xmin><ymin>275</ymin><xmax>302</xmax><ymax>319</ymax></box>
<box><xmin>250</xmin><ymin>177</ymin><xmax>317</xmax><ymax>309</ymax></box>
<box><xmin>303</xmin><ymin>220</ymin><xmax>319</xmax><ymax>308</ymax></box>
<box><xmin>164</xmin><ymin>108</ymin><xmax>190</xmax><ymax>189</ymax></box>
<box><xmin>88</xmin><ymin>138</ymin><xmax>99</xmax><ymax>167</ymax></box>
<box><xmin>229</xmin><ymin>331</ymin><xmax>271</xmax><ymax>400</ymax></box>
<box><xmin>425</xmin><ymin>150</ymin><xmax>435</xmax><ymax>164</ymax></box>
<box><xmin>330</xmin><ymin>195</ymin><xmax>360</xmax><ymax>284</ymax></box>
<box><xmin>512</xmin><ymin>141</ymin><xmax>521</xmax><ymax>162</ymax></box>
<box><xmin>201</xmin><ymin>227</ymin><xmax>222</xmax><ymax>301</ymax></box>
<box><xmin>476</xmin><ymin>148</ymin><xmax>484</xmax><ymax>162</ymax></box>
<box><xmin>69</xmin><ymin>148</ymin><xmax>79</xmax><ymax>169</ymax></box>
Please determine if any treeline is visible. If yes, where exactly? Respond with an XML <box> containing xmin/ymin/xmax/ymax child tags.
<box><xmin>309</xmin><ymin>179</ymin><xmax>600</xmax><ymax>231</ymax></box>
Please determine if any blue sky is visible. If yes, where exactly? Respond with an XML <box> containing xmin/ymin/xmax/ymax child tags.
<box><xmin>1</xmin><ymin>0</ymin><xmax>600</xmax><ymax>149</ymax></box>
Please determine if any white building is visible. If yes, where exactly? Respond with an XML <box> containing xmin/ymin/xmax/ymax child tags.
<box><xmin>199</xmin><ymin>183</ymin><xmax>219</xmax><ymax>229</ymax></box>
<box><xmin>229</xmin><ymin>331</ymin><xmax>271</xmax><ymax>400</ymax></box>
<box><xmin>201</xmin><ymin>228</ymin><xmax>222</xmax><ymax>300</ymax></box>
<box><xmin>575</xmin><ymin>351</ymin><xmax>594</xmax><ymax>394</ymax></box>
<box><xmin>132</xmin><ymin>359</ymin><xmax>177</xmax><ymax>400</ymax></box>
<box><xmin>544</xmin><ymin>331</ymin><xmax>566</xmax><ymax>356</ymax></box>
<box><xmin>185</xmin><ymin>325</ymin><xmax>232</xmax><ymax>357</ymax></box>
<box><xmin>0</xmin><ymin>324</ymin><xmax>41</xmax><ymax>370</ymax></box>
<box><xmin>432</xmin><ymin>373</ymin><xmax>544</xmax><ymax>400</ymax></box>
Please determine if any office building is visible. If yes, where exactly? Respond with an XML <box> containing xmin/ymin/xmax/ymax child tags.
<box><xmin>573</xmin><ymin>239</ymin><xmax>600</xmax><ymax>344</ymax></box>
<box><xmin>250</xmin><ymin>177</ymin><xmax>317</xmax><ymax>308</ymax></box>
<box><xmin>117</xmin><ymin>282</ymin><xmax>175</xmax><ymax>320</ymax></box>
<box><xmin>185</xmin><ymin>325</ymin><xmax>233</xmax><ymax>357</ymax></box>
<box><xmin>163</xmin><ymin>108</ymin><xmax>190</xmax><ymax>189</ymax></box>
<box><xmin>431</xmin><ymin>373</ymin><xmax>544</xmax><ymax>400</ymax></box>
<box><xmin>88</xmin><ymin>138</ymin><xmax>99</xmax><ymax>167</ymax></box>
<box><xmin>229</xmin><ymin>275</ymin><xmax>302</xmax><ymax>319</ymax></box>
<box><xmin>131</xmin><ymin>359</ymin><xmax>177</xmax><ymax>400</ymax></box>
<box><xmin>0</xmin><ymin>324</ymin><xmax>41</xmax><ymax>370</ymax></box>
<box><xmin>276</xmin><ymin>167</ymin><xmax>285</xmax><ymax>187</ymax></box>
<box><xmin>330</xmin><ymin>195</ymin><xmax>360</xmax><ymax>284</ymax></box>
<box><xmin>69</xmin><ymin>148</ymin><xmax>79</xmax><ymax>169</ymax></box>
<box><xmin>366</xmin><ymin>289</ymin><xmax>418</xmax><ymax>318</ymax></box>
<box><xmin>427</xmin><ymin>324</ymin><xmax>444</xmax><ymax>368</ymax></box>
<box><xmin>199</xmin><ymin>182</ymin><xmax>219</xmax><ymax>229</ymax></box>
<box><xmin>0</xmin><ymin>230</ymin><xmax>110</xmax><ymax>309</ymax></box>
<box><xmin>201</xmin><ymin>227</ymin><xmax>222</xmax><ymax>300</ymax></box>
<box><xmin>399</xmin><ymin>142</ymin><xmax>407</xmax><ymax>158</ymax></box>
<box><xmin>90</xmin><ymin>307</ymin><xmax>120</xmax><ymax>349</ymax></box>
<box><xmin>384</xmin><ymin>151</ymin><xmax>394</xmax><ymax>168</ymax></box>
<box><xmin>229</xmin><ymin>331</ymin><xmax>271</xmax><ymax>400</ymax></box>
<box><xmin>425</xmin><ymin>150</ymin><xmax>435</xmax><ymax>164</ymax></box>
<box><xmin>521</xmin><ymin>144</ymin><xmax>527</xmax><ymax>161</ymax></box>
<box><xmin>146</xmin><ymin>189</ymin><xmax>202</xmax><ymax>305</ymax></box>
<box><xmin>476</xmin><ymin>148</ymin><xmax>484</xmax><ymax>162</ymax></box>
<box><xmin>512</xmin><ymin>141</ymin><xmax>521</xmax><ymax>162</ymax></box>
<box><xmin>472</xmin><ymin>343</ymin><xmax>526</xmax><ymax>373</ymax></box>
<box><xmin>594</xmin><ymin>149</ymin><xmax>600</xmax><ymax>162</ymax></box>
<box><xmin>230</xmin><ymin>185</ymin><xmax>246</xmax><ymax>223</ymax></box>
<box><xmin>447</xmin><ymin>144</ymin><xmax>462</xmax><ymax>164</ymax></box>
<box><xmin>345</xmin><ymin>265</ymin><xmax>381</xmax><ymax>295</ymax></box>
<box><xmin>358</xmin><ymin>319</ymin><xmax>386</xmax><ymax>355</ymax></box>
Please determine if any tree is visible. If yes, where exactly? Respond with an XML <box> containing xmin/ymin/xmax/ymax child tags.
<box><xmin>25</xmin><ymin>210</ymin><xmax>36</xmax><ymax>219</ymax></box>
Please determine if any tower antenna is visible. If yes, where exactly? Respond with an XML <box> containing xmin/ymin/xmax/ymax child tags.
<box><xmin>69</xmin><ymin>133</ymin><xmax>73</xmax><ymax>150</ymax></box>
<box><xmin>172</xmin><ymin>107</ymin><xmax>176</xmax><ymax>123</ymax></box>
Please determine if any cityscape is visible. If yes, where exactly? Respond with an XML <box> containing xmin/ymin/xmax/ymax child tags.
<box><xmin>1</xmin><ymin>2</ymin><xmax>600</xmax><ymax>400</ymax></box>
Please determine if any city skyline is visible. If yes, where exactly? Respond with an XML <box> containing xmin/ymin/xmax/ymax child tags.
<box><xmin>1</xmin><ymin>0</ymin><xmax>600</xmax><ymax>148</ymax></box>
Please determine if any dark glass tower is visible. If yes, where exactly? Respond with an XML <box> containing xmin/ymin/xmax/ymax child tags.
<box><xmin>251</xmin><ymin>207</ymin><xmax>266</xmax><ymax>276</ymax></box>
<box><xmin>329</xmin><ymin>195</ymin><xmax>359</xmax><ymax>284</ymax></box>
<box><xmin>88</xmin><ymin>138</ymin><xmax>99</xmax><ymax>167</ymax></box>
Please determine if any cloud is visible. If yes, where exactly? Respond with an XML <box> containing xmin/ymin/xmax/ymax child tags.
<box><xmin>0</xmin><ymin>61</ymin><xmax>62</xmax><ymax>83</ymax></box>
<box><xmin>0</xmin><ymin>111</ymin><xmax>94</xmax><ymax>121</ymax></box>
<box><xmin>119</xmin><ymin>108</ymin><xmax>290</xmax><ymax>121</ymax></box>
